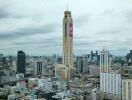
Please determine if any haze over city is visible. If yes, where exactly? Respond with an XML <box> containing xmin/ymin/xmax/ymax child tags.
<box><xmin>0</xmin><ymin>0</ymin><xmax>132</xmax><ymax>55</ymax></box>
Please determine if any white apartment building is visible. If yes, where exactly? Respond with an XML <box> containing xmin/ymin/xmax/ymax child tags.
<box><xmin>100</xmin><ymin>73</ymin><xmax>121</xmax><ymax>95</ymax></box>
<box><xmin>122</xmin><ymin>79</ymin><xmax>132</xmax><ymax>100</ymax></box>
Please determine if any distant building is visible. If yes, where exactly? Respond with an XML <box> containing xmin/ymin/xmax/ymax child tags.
<box><xmin>12</xmin><ymin>61</ymin><xmax>17</xmax><ymax>73</ymax></box>
<box><xmin>16</xmin><ymin>73</ymin><xmax>24</xmax><ymax>80</ymax></box>
<box><xmin>17</xmin><ymin>51</ymin><xmax>26</xmax><ymax>74</ymax></box>
<box><xmin>91</xmin><ymin>88</ymin><xmax>97</xmax><ymax>100</ymax></box>
<box><xmin>36</xmin><ymin>61</ymin><xmax>42</xmax><ymax>75</ymax></box>
<box><xmin>34</xmin><ymin>60</ymin><xmax>45</xmax><ymax>76</ymax></box>
<box><xmin>90</xmin><ymin>51</ymin><xmax>99</xmax><ymax>61</ymax></box>
<box><xmin>100</xmin><ymin>49</ymin><xmax>111</xmax><ymax>73</ymax></box>
<box><xmin>55</xmin><ymin>64</ymin><xmax>68</xmax><ymax>80</ymax></box>
<box><xmin>38</xmin><ymin>78</ymin><xmax>52</xmax><ymax>91</ymax></box>
<box><xmin>9</xmin><ymin>56</ymin><xmax>13</xmax><ymax>67</ymax></box>
<box><xmin>16</xmin><ymin>81</ymin><xmax>27</xmax><ymax>95</ymax></box>
<box><xmin>122</xmin><ymin>79</ymin><xmax>132</xmax><ymax>100</ymax></box>
<box><xmin>0</xmin><ymin>54</ymin><xmax>3</xmax><ymax>67</ymax></box>
<box><xmin>126</xmin><ymin>50</ymin><xmax>132</xmax><ymax>66</ymax></box>
<box><xmin>89</xmin><ymin>66</ymin><xmax>100</xmax><ymax>75</ymax></box>
<box><xmin>2</xmin><ymin>57</ymin><xmax>7</xmax><ymax>67</ymax></box>
<box><xmin>76</xmin><ymin>57</ymin><xmax>88</xmax><ymax>73</ymax></box>
<box><xmin>57</xmin><ymin>57</ymin><xmax>62</xmax><ymax>64</ymax></box>
<box><xmin>82</xmin><ymin>58</ymin><xmax>88</xmax><ymax>73</ymax></box>
<box><xmin>100</xmin><ymin>73</ymin><xmax>121</xmax><ymax>95</ymax></box>
<box><xmin>76</xmin><ymin>56</ymin><xmax>83</xmax><ymax>73</ymax></box>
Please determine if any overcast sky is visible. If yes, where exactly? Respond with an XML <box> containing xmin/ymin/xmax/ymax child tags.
<box><xmin>0</xmin><ymin>0</ymin><xmax>132</xmax><ymax>56</ymax></box>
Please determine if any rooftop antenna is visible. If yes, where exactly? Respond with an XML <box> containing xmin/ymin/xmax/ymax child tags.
<box><xmin>67</xmin><ymin>0</ymin><xmax>69</xmax><ymax>11</ymax></box>
<box><xmin>102</xmin><ymin>46</ymin><xmax>107</xmax><ymax>51</ymax></box>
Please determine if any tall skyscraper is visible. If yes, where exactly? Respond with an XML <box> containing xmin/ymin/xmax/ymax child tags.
<box><xmin>17</xmin><ymin>51</ymin><xmax>26</xmax><ymax>74</ymax></box>
<box><xmin>100</xmin><ymin>48</ymin><xmax>111</xmax><ymax>73</ymax></box>
<box><xmin>100</xmin><ymin>48</ymin><xmax>121</xmax><ymax>99</ymax></box>
<box><xmin>63</xmin><ymin>11</ymin><xmax>73</xmax><ymax>79</ymax></box>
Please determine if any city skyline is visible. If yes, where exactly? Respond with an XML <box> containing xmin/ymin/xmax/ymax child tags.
<box><xmin>0</xmin><ymin>0</ymin><xmax>132</xmax><ymax>56</ymax></box>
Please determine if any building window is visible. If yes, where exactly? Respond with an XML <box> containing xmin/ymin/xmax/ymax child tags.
<box><xmin>128</xmin><ymin>82</ymin><xmax>131</xmax><ymax>100</ymax></box>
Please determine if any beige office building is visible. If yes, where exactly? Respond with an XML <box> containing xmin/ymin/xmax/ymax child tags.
<box><xmin>63</xmin><ymin>11</ymin><xmax>73</xmax><ymax>80</ymax></box>
<box><xmin>122</xmin><ymin>79</ymin><xmax>132</xmax><ymax>100</ymax></box>
<box><xmin>55</xmin><ymin>64</ymin><xmax>68</xmax><ymax>81</ymax></box>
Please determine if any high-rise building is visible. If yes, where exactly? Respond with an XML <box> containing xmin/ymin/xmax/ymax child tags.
<box><xmin>100</xmin><ymin>49</ymin><xmax>111</xmax><ymax>73</ymax></box>
<box><xmin>90</xmin><ymin>51</ymin><xmax>98</xmax><ymax>61</ymax></box>
<box><xmin>122</xmin><ymin>79</ymin><xmax>132</xmax><ymax>100</ymax></box>
<box><xmin>63</xmin><ymin>10</ymin><xmax>73</xmax><ymax>79</ymax></box>
<box><xmin>89</xmin><ymin>51</ymin><xmax>100</xmax><ymax>65</ymax></box>
<box><xmin>0</xmin><ymin>54</ymin><xmax>3</xmax><ymax>67</ymax></box>
<box><xmin>100</xmin><ymin>73</ymin><xmax>121</xmax><ymax>95</ymax></box>
<box><xmin>100</xmin><ymin>48</ymin><xmax>121</xmax><ymax>99</ymax></box>
<box><xmin>126</xmin><ymin>50</ymin><xmax>132</xmax><ymax>66</ymax></box>
<box><xmin>57</xmin><ymin>57</ymin><xmax>62</xmax><ymax>64</ymax></box>
<box><xmin>34</xmin><ymin>60</ymin><xmax>44</xmax><ymax>76</ymax></box>
<box><xmin>17</xmin><ymin>51</ymin><xmax>26</xmax><ymax>74</ymax></box>
<box><xmin>2</xmin><ymin>57</ymin><xmax>7</xmax><ymax>67</ymax></box>
<box><xmin>82</xmin><ymin>58</ymin><xmax>88</xmax><ymax>73</ymax></box>
<box><xmin>76</xmin><ymin>56</ymin><xmax>83</xmax><ymax>73</ymax></box>
<box><xmin>9</xmin><ymin>56</ymin><xmax>13</xmax><ymax>67</ymax></box>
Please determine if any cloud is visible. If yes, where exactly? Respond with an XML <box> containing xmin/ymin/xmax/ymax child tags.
<box><xmin>0</xmin><ymin>7</ymin><xmax>9</xmax><ymax>19</ymax></box>
<box><xmin>74</xmin><ymin>14</ymin><xmax>90</xmax><ymax>27</ymax></box>
<box><xmin>0</xmin><ymin>3</ymin><xmax>23</xmax><ymax>19</ymax></box>
<box><xmin>0</xmin><ymin>0</ymin><xmax>132</xmax><ymax>55</ymax></box>
<box><xmin>125</xmin><ymin>10</ymin><xmax>132</xmax><ymax>23</ymax></box>
<box><xmin>0</xmin><ymin>23</ymin><xmax>57</xmax><ymax>40</ymax></box>
<box><xmin>98</xmin><ymin>29</ymin><xmax>123</xmax><ymax>35</ymax></box>
<box><xmin>12</xmin><ymin>37</ymin><xmax>62</xmax><ymax>50</ymax></box>
<box><xmin>13</xmin><ymin>41</ymin><xmax>35</xmax><ymax>45</ymax></box>
<box><xmin>99</xmin><ymin>9</ymin><xmax>117</xmax><ymax>16</ymax></box>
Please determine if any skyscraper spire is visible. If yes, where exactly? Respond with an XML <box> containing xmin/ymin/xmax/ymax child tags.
<box><xmin>67</xmin><ymin>0</ymin><xmax>68</xmax><ymax>11</ymax></box>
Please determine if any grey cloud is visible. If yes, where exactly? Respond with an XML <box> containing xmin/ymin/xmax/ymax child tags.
<box><xmin>0</xmin><ymin>7</ymin><xmax>9</xmax><ymax>19</ymax></box>
<box><xmin>92</xmin><ymin>39</ymin><xmax>132</xmax><ymax>48</ymax></box>
<box><xmin>74</xmin><ymin>41</ymin><xmax>92</xmax><ymax>46</ymax></box>
<box><xmin>125</xmin><ymin>10</ymin><xmax>132</xmax><ymax>23</ymax></box>
<box><xmin>13</xmin><ymin>41</ymin><xmax>35</xmax><ymax>45</ymax></box>
<box><xmin>0</xmin><ymin>2</ymin><xmax>28</xmax><ymax>19</ymax></box>
<box><xmin>98</xmin><ymin>29</ymin><xmax>123</xmax><ymax>35</ymax></box>
<box><xmin>0</xmin><ymin>6</ymin><xmax>20</xmax><ymax>19</ymax></box>
<box><xmin>0</xmin><ymin>23</ymin><xmax>57</xmax><ymax>40</ymax></box>
<box><xmin>94</xmin><ymin>40</ymin><xmax>109</xmax><ymax>43</ymax></box>
<box><xmin>74</xmin><ymin>36</ymin><xmax>88</xmax><ymax>40</ymax></box>
<box><xmin>99</xmin><ymin>9</ymin><xmax>117</xmax><ymax>16</ymax></box>
<box><xmin>74</xmin><ymin>14</ymin><xmax>90</xmax><ymax>27</ymax></box>
<box><xmin>13</xmin><ymin>37</ymin><xmax>61</xmax><ymax>46</ymax></box>
<box><xmin>0</xmin><ymin>0</ymin><xmax>131</xmax><ymax>56</ymax></box>
<box><xmin>0</xmin><ymin>34</ymin><xmax>13</xmax><ymax>39</ymax></box>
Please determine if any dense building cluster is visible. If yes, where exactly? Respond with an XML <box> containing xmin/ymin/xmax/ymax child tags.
<box><xmin>0</xmin><ymin>10</ymin><xmax>132</xmax><ymax>100</ymax></box>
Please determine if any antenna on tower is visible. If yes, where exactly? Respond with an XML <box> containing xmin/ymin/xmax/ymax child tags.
<box><xmin>67</xmin><ymin>0</ymin><xmax>69</xmax><ymax>11</ymax></box>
